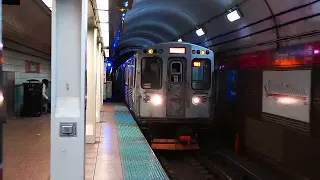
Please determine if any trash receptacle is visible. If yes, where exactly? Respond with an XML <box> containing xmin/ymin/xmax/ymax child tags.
<box><xmin>21</xmin><ymin>79</ymin><xmax>42</xmax><ymax>117</ymax></box>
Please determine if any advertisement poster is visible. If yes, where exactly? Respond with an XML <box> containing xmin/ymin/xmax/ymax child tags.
<box><xmin>262</xmin><ymin>70</ymin><xmax>311</xmax><ymax>123</ymax></box>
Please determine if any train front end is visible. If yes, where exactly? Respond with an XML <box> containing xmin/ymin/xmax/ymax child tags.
<box><xmin>135</xmin><ymin>42</ymin><xmax>214</xmax><ymax>150</ymax></box>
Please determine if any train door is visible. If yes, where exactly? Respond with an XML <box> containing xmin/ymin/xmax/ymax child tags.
<box><xmin>166</xmin><ymin>57</ymin><xmax>186</xmax><ymax>117</ymax></box>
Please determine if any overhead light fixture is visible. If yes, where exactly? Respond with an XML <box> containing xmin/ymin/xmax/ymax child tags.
<box><xmin>196</xmin><ymin>28</ymin><xmax>205</xmax><ymax>36</ymax></box>
<box><xmin>227</xmin><ymin>8</ymin><xmax>243</xmax><ymax>22</ymax></box>
<box><xmin>178</xmin><ymin>38</ymin><xmax>182</xmax><ymax>42</ymax></box>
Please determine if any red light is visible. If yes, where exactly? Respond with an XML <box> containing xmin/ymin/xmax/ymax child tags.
<box><xmin>179</xmin><ymin>136</ymin><xmax>191</xmax><ymax>142</ymax></box>
<box><xmin>169</xmin><ymin>47</ymin><xmax>186</xmax><ymax>54</ymax></box>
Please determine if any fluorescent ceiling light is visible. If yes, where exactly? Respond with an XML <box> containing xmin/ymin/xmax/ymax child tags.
<box><xmin>196</xmin><ymin>28</ymin><xmax>205</xmax><ymax>36</ymax></box>
<box><xmin>177</xmin><ymin>38</ymin><xmax>182</xmax><ymax>42</ymax></box>
<box><xmin>97</xmin><ymin>0</ymin><xmax>110</xmax><ymax>50</ymax></box>
<box><xmin>227</xmin><ymin>9</ymin><xmax>242</xmax><ymax>22</ymax></box>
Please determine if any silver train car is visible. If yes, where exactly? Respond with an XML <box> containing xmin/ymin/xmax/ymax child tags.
<box><xmin>118</xmin><ymin>42</ymin><xmax>214</xmax><ymax>150</ymax></box>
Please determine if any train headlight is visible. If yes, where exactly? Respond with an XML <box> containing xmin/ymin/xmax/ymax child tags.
<box><xmin>0</xmin><ymin>91</ymin><xmax>4</xmax><ymax>106</ymax></box>
<box><xmin>192</xmin><ymin>96</ymin><xmax>201</xmax><ymax>105</ymax></box>
<box><xmin>151</xmin><ymin>94</ymin><xmax>162</xmax><ymax>106</ymax></box>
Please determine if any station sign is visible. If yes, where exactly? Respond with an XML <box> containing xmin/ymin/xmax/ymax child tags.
<box><xmin>25</xmin><ymin>60</ymin><xmax>40</xmax><ymax>73</ymax></box>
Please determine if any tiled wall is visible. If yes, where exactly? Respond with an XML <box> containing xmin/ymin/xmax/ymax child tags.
<box><xmin>3</xmin><ymin>50</ymin><xmax>51</xmax><ymax>83</ymax></box>
<box><xmin>2</xmin><ymin>48</ymin><xmax>51</xmax><ymax>115</ymax></box>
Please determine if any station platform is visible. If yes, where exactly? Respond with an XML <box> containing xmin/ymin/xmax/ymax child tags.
<box><xmin>3</xmin><ymin>103</ymin><xmax>168</xmax><ymax>180</ymax></box>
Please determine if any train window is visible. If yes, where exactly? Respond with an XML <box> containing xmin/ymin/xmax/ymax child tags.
<box><xmin>171</xmin><ymin>62</ymin><xmax>181</xmax><ymax>73</ymax></box>
<box><xmin>191</xmin><ymin>59</ymin><xmax>211</xmax><ymax>90</ymax></box>
<box><xmin>169</xmin><ymin>61</ymin><xmax>183</xmax><ymax>84</ymax></box>
<box><xmin>133</xmin><ymin>57</ymin><xmax>137</xmax><ymax>87</ymax></box>
<box><xmin>125</xmin><ymin>65</ymin><xmax>129</xmax><ymax>85</ymax></box>
<box><xmin>141</xmin><ymin>57</ymin><xmax>162</xmax><ymax>89</ymax></box>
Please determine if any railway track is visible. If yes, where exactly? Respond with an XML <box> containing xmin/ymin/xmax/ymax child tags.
<box><xmin>156</xmin><ymin>150</ymin><xmax>255</xmax><ymax>180</ymax></box>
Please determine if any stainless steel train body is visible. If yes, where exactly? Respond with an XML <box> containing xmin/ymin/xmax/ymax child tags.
<box><xmin>120</xmin><ymin>42</ymin><xmax>214</xmax><ymax>138</ymax></box>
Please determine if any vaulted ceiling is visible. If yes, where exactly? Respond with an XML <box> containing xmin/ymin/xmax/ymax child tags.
<box><xmin>2</xmin><ymin>0</ymin><xmax>320</xmax><ymax>65</ymax></box>
<box><xmin>111</xmin><ymin>0</ymin><xmax>320</xmax><ymax>65</ymax></box>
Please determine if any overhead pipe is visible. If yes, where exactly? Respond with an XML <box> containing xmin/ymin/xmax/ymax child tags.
<box><xmin>216</xmin><ymin>30</ymin><xmax>320</xmax><ymax>56</ymax></box>
<box><xmin>206</xmin><ymin>13</ymin><xmax>320</xmax><ymax>48</ymax></box>
<box><xmin>198</xmin><ymin>0</ymin><xmax>320</xmax><ymax>46</ymax></box>
<box><xmin>262</xmin><ymin>0</ymin><xmax>280</xmax><ymax>48</ymax></box>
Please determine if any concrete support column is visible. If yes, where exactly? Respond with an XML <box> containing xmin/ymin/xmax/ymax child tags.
<box><xmin>50</xmin><ymin>0</ymin><xmax>87</xmax><ymax>179</ymax></box>
<box><xmin>86</xmin><ymin>27</ymin><xmax>97</xmax><ymax>143</ymax></box>
<box><xmin>95</xmin><ymin>43</ymin><xmax>101</xmax><ymax>122</ymax></box>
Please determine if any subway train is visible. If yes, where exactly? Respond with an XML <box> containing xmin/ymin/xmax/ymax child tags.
<box><xmin>115</xmin><ymin>42</ymin><xmax>214</xmax><ymax>150</ymax></box>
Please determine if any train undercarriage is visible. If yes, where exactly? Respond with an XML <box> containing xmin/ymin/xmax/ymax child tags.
<box><xmin>137</xmin><ymin>119</ymin><xmax>211</xmax><ymax>150</ymax></box>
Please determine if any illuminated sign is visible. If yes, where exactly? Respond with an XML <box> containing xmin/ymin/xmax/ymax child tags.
<box><xmin>169</xmin><ymin>47</ymin><xmax>186</xmax><ymax>54</ymax></box>
<box><xmin>193</xmin><ymin>61</ymin><xmax>201</xmax><ymax>67</ymax></box>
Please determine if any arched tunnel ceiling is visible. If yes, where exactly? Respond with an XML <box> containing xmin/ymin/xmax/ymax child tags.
<box><xmin>113</xmin><ymin>0</ymin><xmax>320</xmax><ymax>63</ymax></box>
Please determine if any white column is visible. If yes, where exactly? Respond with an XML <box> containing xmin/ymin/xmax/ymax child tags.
<box><xmin>95</xmin><ymin>43</ymin><xmax>101</xmax><ymax>122</ymax></box>
<box><xmin>50</xmin><ymin>0</ymin><xmax>87</xmax><ymax>179</ymax></box>
<box><xmin>85</xmin><ymin>27</ymin><xmax>97</xmax><ymax>143</ymax></box>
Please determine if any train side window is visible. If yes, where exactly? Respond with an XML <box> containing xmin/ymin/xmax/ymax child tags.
<box><xmin>169</xmin><ymin>61</ymin><xmax>183</xmax><ymax>84</ymax></box>
<box><xmin>141</xmin><ymin>57</ymin><xmax>162</xmax><ymax>89</ymax></box>
<box><xmin>133</xmin><ymin>57</ymin><xmax>137</xmax><ymax>87</ymax></box>
<box><xmin>125</xmin><ymin>64</ymin><xmax>129</xmax><ymax>85</ymax></box>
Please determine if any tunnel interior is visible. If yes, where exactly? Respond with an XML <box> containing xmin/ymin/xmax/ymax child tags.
<box><xmin>106</xmin><ymin>0</ymin><xmax>320</xmax><ymax>179</ymax></box>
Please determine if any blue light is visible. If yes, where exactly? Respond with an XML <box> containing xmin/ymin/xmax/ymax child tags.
<box><xmin>107</xmin><ymin>63</ymin><xmax>111</xmax><ymax>67</ymax></box>
<box><xmin>124</xmin><ymin>1</ymin><xmax>128</xmax><ymax>7</ymax></box>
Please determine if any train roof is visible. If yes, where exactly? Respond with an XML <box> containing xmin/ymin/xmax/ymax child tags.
<box><xmin>138</xmin><ymin>42</ymin><xmax>213</xmax><ymax>53</ymax></box>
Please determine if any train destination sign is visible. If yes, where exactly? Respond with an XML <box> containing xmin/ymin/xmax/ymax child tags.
<box><xmin>169</xmin><ymin>47</ymin><xmax>186</xmax><ymax>54</ymax></box>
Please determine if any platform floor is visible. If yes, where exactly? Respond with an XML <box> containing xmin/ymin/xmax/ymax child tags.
<box><xmin>3</xmin><ymin>115</ymin><xmax>51</xmax><ymax>180</ymax></box>
<box><xmin>3</xmin><ymin>103</ymin><xmax>168</xmax><ymax>180</ymax></box>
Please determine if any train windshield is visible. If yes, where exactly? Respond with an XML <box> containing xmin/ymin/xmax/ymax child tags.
<box><xmin>141</xmin><ymin>57</ymin><xmax>162</xmax><ymax>89</ymax></box>
<box><xmin>191</xmin><ymin>59</ymin><xmax>211</xmax><ymax>90</ymax></box>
